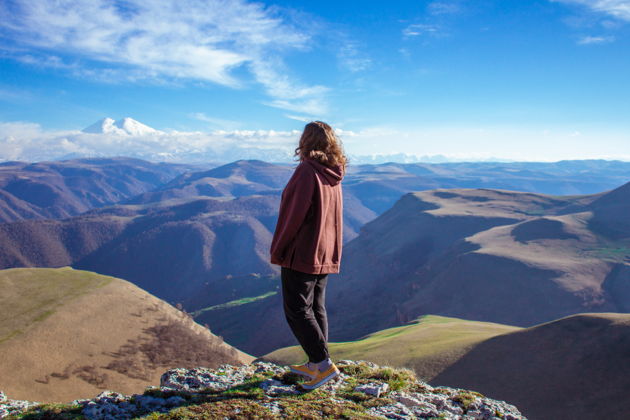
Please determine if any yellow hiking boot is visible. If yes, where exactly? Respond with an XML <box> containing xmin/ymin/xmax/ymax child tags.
<box><xmin>290</xmin><ymin>362</ymin><xmax>317</xmax><ymax>378</ymax></box>
<box><xmin>299</xmin><ymin>363</ymin><xmax>340</xmax><ymax>390</ymax></box>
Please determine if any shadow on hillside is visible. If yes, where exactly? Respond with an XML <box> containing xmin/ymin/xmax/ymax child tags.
<box><xmin>432</xmin><ymin>314</ymin><xmax>630</xmax><ymax>420</ymax></box>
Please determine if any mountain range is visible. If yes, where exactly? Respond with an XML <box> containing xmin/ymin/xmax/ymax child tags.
<box><xmin>0</xmin><ymin>157</ymin><xmax>200</xmax><ymax>223</ymax></box>
<box><xmin>0</xmin><ymin>157</ymin><xmax>628</xmax><ymax>353</ymax></box>
<box><xmin>1</xmin><ymin>156</ymin><xmax>629</xmax><ymax>420</ymax></box>
<box><xmin>198</xmin><ymin>181</ymin><xmax>630</xmax><ymax>354</ymax></box>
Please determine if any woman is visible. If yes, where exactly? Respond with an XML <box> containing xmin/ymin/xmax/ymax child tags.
<box><xmin>270</xmin><ymin>121</ymin><xmax>346</xmax><ymax>390</ymax></box>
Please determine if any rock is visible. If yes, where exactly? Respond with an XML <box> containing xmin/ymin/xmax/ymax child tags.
<box><xmin>392</xmin><ymin>391</ymin><xmax>423</xmax><ymax>408</ymax></box>
<box><xmin>260</xmin><ymin>378</ymin><xmax>301</xmax><ymax>396</ymax></box>
<box><xmin>0</xmin><ymin>361</ymin><xmax>527</xmax><ymax>420</ymax></box>
<box><xmin>367</xmin><ymin>401</ymin><xmax>414</xmax><ymax>419</ymax></box>
<box><xmin>160</xmin><ymin>365</ymin><xmax>246</xmax><ymax>392</ymax></box>
<box><xmin>355</xmin><ymin>381</ymin><xmax>389</xmax><ymax>398</ymax></box>
<box><xmin>94</xmin><ymin>391</ymin><xmax>129</xmax><ymax>404</ymax></box>
<box><xmin>338</xmin><ymin>359</ymin><xmax>379</xmax><ymax>369</ymax></box>
<box><xmin>0</xmin><ymin>393</ymin><xmax>40</xmax><ymax>419</ymax></box>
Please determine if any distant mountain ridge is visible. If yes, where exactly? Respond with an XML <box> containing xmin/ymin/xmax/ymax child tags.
<box><xmin>0</xmin><ymin>157</ymin><xmax>196</xmax><ymax>223</ymax></box>
<box><xmin>1</xmin><ymin>156</ymin><xmax>629</xmax><ymax>226</ymax></box>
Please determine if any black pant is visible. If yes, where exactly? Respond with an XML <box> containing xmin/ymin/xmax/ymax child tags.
<box><xmin>281</xmin><ymin>267</ymin><xmax>329</xmax><ymax>363</ymax></box>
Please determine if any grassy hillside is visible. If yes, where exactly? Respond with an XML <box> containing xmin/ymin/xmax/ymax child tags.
<box><xmin>434</xmin><ymin>313</ymin><xmax>630</xmax><ymax>420</ymax></box>
<box><xmin>264</xmin><ymin>313</ymin><xmax>630</xmax><ymax>420</ymax></box>
<box><xmin>264</xmin><ymin>315</ymin><xmax>519</xmax><ymax>381</ymax></box>
<box><xmin>0</xmin><ymin>267</ymin><xmax>113</xmax><ymax>344</ymax></box>
<box><xmin>0</xmin><ymin>267</ymin><xmax>252</xmax><ymax>403</ymax></box>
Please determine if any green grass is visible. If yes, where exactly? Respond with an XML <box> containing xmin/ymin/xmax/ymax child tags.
<box><xmin>0</xmin><ymin>267</ymin><xmax>115</xmax><ymax>344</ymax></box>
<box><xmin>4</xmin><ymin>403</ymin><xmax>84</xmax><ymax>419</ymax></box>
<box><xmin>586</xmin><ymin>246</ymin><xmax>630</xmax><ymax>262</ymax></box>
<box><xmin>191</xmin><ymin>291</ymin><xmax>277</xmax><ymax>317</ymax></box>
<box><xmin>264</xmin><ymin>315</ymin><xmax>520</xmax><ymax>381</ymax></box>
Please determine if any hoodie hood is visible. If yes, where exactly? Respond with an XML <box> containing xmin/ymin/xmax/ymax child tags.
<box><xmin>304</xmin><ymin>158</ymin><xmax>344</xmax><ymax>185</ymax></box>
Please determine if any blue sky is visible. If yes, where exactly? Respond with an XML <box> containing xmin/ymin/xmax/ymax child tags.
<box><xmin>1</xmin><ymin>0</ymin><xmax>629</xmax><ymax>162</ymax></box>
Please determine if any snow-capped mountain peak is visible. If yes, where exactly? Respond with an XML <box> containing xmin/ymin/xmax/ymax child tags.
<box><xmin>117</xmin><ymin>117</ymin><xmax>157</xmax><ymax>136</ymax></box>
<box><xmin>82</xmin><ymin>117</ymin><xmax>158</xmax><ymax>136</ymax></box>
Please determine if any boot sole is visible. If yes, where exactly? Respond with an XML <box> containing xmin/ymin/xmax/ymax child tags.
<box><xmin>299</xmin><ymin>369</ymin><xmax>340</xmax><ymax>390</ymax></box>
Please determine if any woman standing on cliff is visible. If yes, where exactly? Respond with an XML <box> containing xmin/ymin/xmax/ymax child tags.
<box><xmin>270</xmin><ymin>121</ymin><xmax>346</xmax><ymax>390</ymax></box>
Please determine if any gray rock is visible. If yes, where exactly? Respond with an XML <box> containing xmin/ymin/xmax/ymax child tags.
<box><xmin>260</xmin><ymin>378</ymin><xmax>301</xmax><ymax>396</ymax></box>
<box><xmin>0</xmin><ymin>393</ymin><xmax>40</xmax><ymax>419</ymax></box>
<box><xmin>160</xmin><ymin>364</ymin><xmax>255</xmax><ymax>392</ymax></box>
<box><xmin>368</xmin><ymin>401</ymin><xmax>414</xmax><ymax>419</ymax></box>
<box><xmin>0</xmin><ymin>361</ymin><xmax>527</xmax><ymax>420</ymax></box>
<box><xmin>355</xmin><ymin>381</ymin><xmax>389</xmax><ymax>397</ymax></box>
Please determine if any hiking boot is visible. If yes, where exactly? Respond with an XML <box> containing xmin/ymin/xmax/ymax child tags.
<box><xmin>290</xmin><ymin>362</ymin><xmax>317</xmax><ymax>378</ymax></box>
<box><xmin>299</xmin><ymin>363</ymin><xmax>340</xmax><ymax>390</ymax></box>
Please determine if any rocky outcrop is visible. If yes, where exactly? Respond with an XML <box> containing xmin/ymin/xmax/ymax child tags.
<box><xmin>0</xmin><ymin>360</ymin><xmax>526</xmax><ymax>419</ymax></box>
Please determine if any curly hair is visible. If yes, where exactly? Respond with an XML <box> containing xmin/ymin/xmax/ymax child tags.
<box><xmin>294</xmin><ymin>121</ymin><xmax>347</xmax><ymax>169</ymax></box>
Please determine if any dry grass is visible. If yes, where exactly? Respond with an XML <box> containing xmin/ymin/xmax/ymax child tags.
<box><xmin>0</xmin><ymin>267</ymin><xmax>112</xmax><ymax>344</ymax></box>
<box><xmin>0</xmin><ymin>267</ymin><xmax>253</xmax><ymax>403</ymax></box>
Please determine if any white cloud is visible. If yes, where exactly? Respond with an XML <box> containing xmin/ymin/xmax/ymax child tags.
<box><xmin>0</xmin><ymin>120</ymin><xmax>301</xmax><ymax>163</ymax></box>
<box><xmin>402</xmin><ymin>23</ymin><xmax>442</xmax><ymax>38</ymax></box>
<box><xmin>265</xmin><ymin>98</ymin><xmax>328</xmax><ymax>116</ymax></box>
<box><xmin>249</xmin><ymin>60</ymin><xmax>329</xmax><ymax>114</ymax></box>
<box><xmin>0</xmin><ymin>0</ymin><xmax>326</xmax><ymax>113</ymax></box>
<box><xmin>553</xmin><ymin>0</ymin><xmax>630</xmax><ymax>21</ymax></box>
<box><xmin>285</xmin><ymin>115</ymin><xmax>314</xmax><ymax>123</ymax></box>
<box><xmin>190</xmin><ymin>113</ymin><xmax>241</xmax><ymax>130</ymax></box>
<box><xmin>2</xmin><ymin>120</ymin><xmax>629</xmax><ymax>163</ymax></box>
<box><xmin>577</xmin><ymin>35</ymin><xmax>616</xmax><ymax>44</ymax></box>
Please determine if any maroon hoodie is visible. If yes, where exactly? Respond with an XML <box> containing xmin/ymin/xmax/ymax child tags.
<box><xmin>270</xmin><ymin>158</ymin><xmax>344</xmax><ymax>274</ymax></box>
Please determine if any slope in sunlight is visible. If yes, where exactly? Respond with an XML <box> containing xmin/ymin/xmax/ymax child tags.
<box><xmin>0</xmin><ymin>267</ymin><xmax>252</xmax><ymax>403</ymax></box>
<box><xmin>264</xmin><ymin>313</ymin><xmax>630</xmax><ymax>420</ymax></box>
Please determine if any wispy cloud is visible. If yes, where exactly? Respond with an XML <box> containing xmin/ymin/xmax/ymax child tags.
<box><xmin>402</xmin><ymin>23</ymin><xmax>443</xmax><ymax>38</ymax></box>
<box><xmin>577</xmin><ymin>35</ymin><xmax>616</xmax><ymax>44</ymax></box>
<box><xmin>285</xmin><ymin>115</ymin><xmax>314</xmax><ymax>123</ymax></box>
<box><xmin>427</xmin><ymin>2</ymin><xmax>462</xmax><ymax>16</ymax></box>
<box><xmin>553</xmin><ymin>0</ymin><xmax>630</xmax><ymax>22</ymax></box>
<box><xmin>402</xmin><ymin>1</ymin><xmax>461</xmax><ymax>40</ymax></box>
<box><xmin>249</xmin><ymin>59</ymin><xmax>328</xmax><ymax>114</ymax></box>
<box><xmin>0</xmin><ymin>0</ymin><xmax>327</xmax><ymax>113</ymax></box>
<box><xmin>336</xmin><ymin>40</ymin><xmax>372</xmax><ymax>73</ymax></box>
<box><xmin>190</xmin><ymin>113</ymin><xmax>242</xmax><ymax>130</ymax></box>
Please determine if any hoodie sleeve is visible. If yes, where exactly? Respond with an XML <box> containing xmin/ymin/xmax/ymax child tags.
<box><xmin>270</xmin><ymin>163</ymin><xmax>316</xmax><ymax>265</ymax></box>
